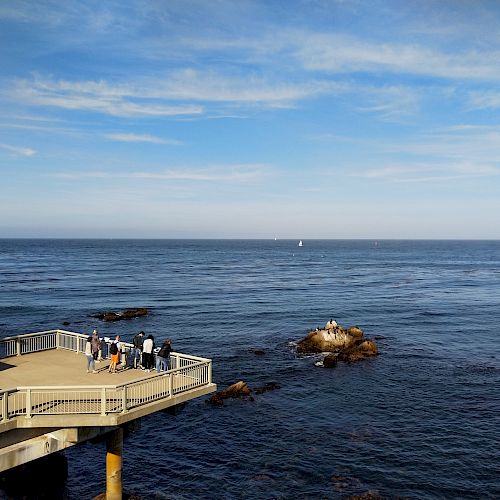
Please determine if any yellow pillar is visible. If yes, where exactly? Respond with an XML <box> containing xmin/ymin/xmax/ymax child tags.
<box><xmin>106</xmin><ymin>428</ymin><xmax>123</xmax><ymax>500</ymax></box>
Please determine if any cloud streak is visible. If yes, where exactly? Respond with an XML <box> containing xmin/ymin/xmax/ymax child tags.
<box><xmin>49</xmin><ymin>164</ymin><xmax>271</xmax><ymax>182</ymax></box>
<box><xmin>0</xmin><ymin>143</ymin><xmax>36</xmax><ymax>156</ymax></box>
<box><xmin>104</xmin><ymin>133</ymin><xmax>183</xmax><ymax>145</ymax></box>
<box><xmin>9</xmin><ymin>71</ymin><xmax>343</xmax><ymax>118</ymax></box>
<box><xmin>295</xmin><ymin>33</ymin><xmax>500</xmax><ymax>81</ymax></box>
<box><xmin>352</xmin><ymin>161</ymin><xmax>500</xmax><ymax>183</ymax></box>
<box><xmin>11</xmin><ymin>77</ymin><xmax>204</xmax><ymax>118</ymax></box>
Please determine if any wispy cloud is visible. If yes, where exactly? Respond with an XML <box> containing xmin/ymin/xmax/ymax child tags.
<box><xmin>11</xmin><ymin>77</ymin><xmax>204</xmax><ymax>118</ymax></box>
<box><xmin>9</xmin><ymin>71</ymin><xmax>343</xmax><ymax>118</ymax></box>
<box><xmin>352</xmin><ymin>161</ymin><xmax>500</xmax><ymax>183</ymax></box>
<box><xmin>0</xmin><ymin>143</ymin><xmax>36</xmax><ymax>156</ymax></box>
<box><xmin>104</xmin><ymin>133</ymin><xmax>183</xmax><ymax>145</ymax></box>
<box><xmin>154</xmin><ymin>69</ymin><xmax>339</xmax><ymax>104</ymax></box>
<box><xmin>354</xmin><ymin>85</ymin><xmax>420</xmax><ymax>119</ymax></box>
<box><xmin>467</xmin><ymin>90</ymin><xmax>500</xmax><ymax>110</ymax></box>
<box><xmin>383</xmin><ymin>126</ymin><xmax>500</xmax><ymax>161</ymax></box>
<box><xmin>295</xmin><ymin>33</ymin><xmax>500</xmax><ymax>81</ymax></box>
<box><xmin>49</xmin><ymin>164</ymin><xmax>271</xmax><ymax>182</ymax></box>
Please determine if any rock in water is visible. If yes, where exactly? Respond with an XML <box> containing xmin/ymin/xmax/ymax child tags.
<box><xmin>347</xmin><ymin>326</ymin><xmax>364</xmax><ymax>339</ymax></box>
<box><xmin>297</xmin><ymin>320</ymin><xmax>378</xmax><ymax>364</ymax></box>
<box><xmin>207</xmin><ymin>381</ymin><xmax>253</xmax><ymax>406</ymax></box>
<box><xmin>121</xmin><ymin>308</ymin><xmax>148</xmax><ymax>319</ymax></box>
<box><xmin>337</xmin><ymin>339</ymin><xmax>378</xmax><ymax>363</ymax></box>
<box><xmin>296</xmin><ymin>326</ymin><xmax>358</xmax><ymax>353</ymax></box>
<box><xmin>93</xmin><ymin>308</ymin><xmax>148</xmax><ymax>322</ymax></box>
<box><xmin>254</xmin><ymin>382</ymin><xmax>281</xmax><ymax>394</ymax></box>
<box><xmin>323</xmin><ymin>353</ymin><xmax>338</xmax><ymax>368</ymax></box>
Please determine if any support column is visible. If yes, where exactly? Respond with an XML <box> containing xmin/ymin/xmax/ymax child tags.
<box><xmin>106</xmin><ymin>427</ymin><xmax>123</xmax><ymax>500</ymax></box>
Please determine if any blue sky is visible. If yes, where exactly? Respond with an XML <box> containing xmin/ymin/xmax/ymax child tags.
<box><xmin>1</xmin><ymin>0</ymin><xmax>499</xmax><ymax>238</ymax></box>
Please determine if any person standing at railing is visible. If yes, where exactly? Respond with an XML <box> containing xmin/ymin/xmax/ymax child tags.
<box><xmin>108</xmin><ymin>338</ymin><xmax>120</xmax><ymax>374</ymax></box>
<box><xmin>91</xmin><ymin>329</ymin><xmax>101</xmax><ymax>362</ymax></box>
<box><xmin>114</xmin><ymin>335</ymin><xmax>123</xmax><ymax>365</ymax></box>
<box><xmin>85</xmin><ymin>336</ymin><xmax>97</xmax><ymax>373</ymax></box>
<box><xmin>156</xmin><ymin>339</ymin><xmax>172</xmax><ymax>372</ymax></box>
<box><xmin>128</xmin><ymin>331</ymin><xmax>145</xmax><ymax>369</ymax></box>
<box><xmin>142</xmin><ymin>334</ymin><xmax>155</xmax><ymax>372</ymax></box>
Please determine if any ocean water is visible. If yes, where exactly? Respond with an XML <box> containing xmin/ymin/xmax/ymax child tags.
<box><xmin>0</xmin><ymin>239</ymin><xmax>499</xmax><ymax>499</ymax></box>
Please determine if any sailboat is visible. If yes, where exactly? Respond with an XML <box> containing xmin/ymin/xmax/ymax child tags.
<box><xmin>298</xmin><ymin>240</ymin><xmax>303</xmax><ymax>247</ymax></box>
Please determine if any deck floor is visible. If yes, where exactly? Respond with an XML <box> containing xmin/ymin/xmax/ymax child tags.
<box><xmin>1</xmin><ymin>349</ymin><xmax>158</xmax><ymax>388</ymax></box>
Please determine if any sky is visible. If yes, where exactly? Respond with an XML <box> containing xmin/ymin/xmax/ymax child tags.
<box><xmin>1</xmin><ymin>0</ymin><xmax>499</xmax><ymax>239</ymax></box>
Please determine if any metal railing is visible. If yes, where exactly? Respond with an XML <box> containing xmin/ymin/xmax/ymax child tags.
<box><xmin>0</xmin><ymin>330</ymin><xmax>213</xmax><ymax>423</ymax></box>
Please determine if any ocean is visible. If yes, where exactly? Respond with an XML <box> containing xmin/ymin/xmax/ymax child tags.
<box><xmin>0</xmin><ymin>239</ymin><xmax>499</xmax><ymax>499</ymax></box>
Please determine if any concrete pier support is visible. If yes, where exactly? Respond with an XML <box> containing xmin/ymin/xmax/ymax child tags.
<box><xmin>106</xmin><ymin>427</ymin><xmax>123</xmax><ymax>500</ymax></box>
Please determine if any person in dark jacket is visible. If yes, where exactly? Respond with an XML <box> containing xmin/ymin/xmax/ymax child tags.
<box><xmin>156</xmin><ymin>339</ymin><xmax>172</xmax><ymax>372</ymax></box>
<box><xmin>128</xmin><ymin>331</ymin><xmax>145</xmax><ymax>369</ymax></box>
<box><xmin>91</xmin><ymin>329</ymin><xmax>101</xmax><ymax>362</ymax></box>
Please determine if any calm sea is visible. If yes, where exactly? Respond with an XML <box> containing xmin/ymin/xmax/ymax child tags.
<box><xmin>0</xmin><ymin>239</ymin><xmax>499</xmax><ymax>499</ymax></box>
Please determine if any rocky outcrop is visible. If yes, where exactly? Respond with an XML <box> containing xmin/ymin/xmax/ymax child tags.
<box><xmin>207</xmin><ymin>380</ymin><xmax>281</xmax><ymax>406</ymax></box>
<box><xmin>296</xmin><ymin>325</ymin><xmax>360</xmax><ymax>354</ymax></box>
<box><xmin>208</xmin><ymin>381</ymin><xmax>253</xmax><ymax>406</ymax></box>
<box><xmin>337</xmin><ymin>339</ymin><xmax>378</xmax><ymax>363</ymax></box>
<box><xmin>92</xmin><ymin>308</ymin><xmax>148</xmax><ymax>322</ymax></box>
<box><xmin>297</xmin><ymin>320</ymin><xmax>378</xmax><ymax>365</ymax></box>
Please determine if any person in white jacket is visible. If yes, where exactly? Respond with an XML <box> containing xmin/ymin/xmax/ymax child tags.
<box><xmin>141</xmin><ymin>334</ymin><xmax>155</xmax><ymax>372</ymax></box>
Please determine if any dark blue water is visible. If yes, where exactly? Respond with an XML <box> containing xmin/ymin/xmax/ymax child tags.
<box><xmin>1</xmin><ymin>239</ymin><xmax>499</xmax><ymax>499</ymax></box>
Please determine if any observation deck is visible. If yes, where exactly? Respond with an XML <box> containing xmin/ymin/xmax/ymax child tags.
<box><xmin>0</xmin><ymin>329</ymin><xmax>216</xmax><ymax>498</ymax></box>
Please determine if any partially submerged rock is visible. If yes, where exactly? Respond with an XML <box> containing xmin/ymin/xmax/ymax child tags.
<box><xmin>297</xmin><ymin>320</ymin><xmax>378</xmax><ymax>365</ymax></box>
<box><xmin>207</xmin><ymin>380</ymin><xmax>281</xmax><ymax>406</ymax></box>
<box><xmin>93</xmin><ymin>308</ymin><xmax>148</xmax><ymax>322</ymax></box>
<box><xmin>208</xmin><ymin>381</ymin><xmax>253</xmax><ymax>406</ymax></box>
<box><xmin>323</xmin><ymin>353</ymin><xmax>338</xmax><ymax>368</ymax></box>
<box><xmin>337</xmin><ymin>339</ymin><xmax>378</xmax><ymax>363</ymax></box>
<box><xmin>254</xmin><ymin>382</ymin><xmax>280</xmax><ymax>395</ymax></box>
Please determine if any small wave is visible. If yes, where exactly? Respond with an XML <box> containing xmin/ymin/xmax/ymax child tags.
<box><xmin>453</xmin><ymin>364</ymin><xmax>500</xmax><ymax>376</ymax></box>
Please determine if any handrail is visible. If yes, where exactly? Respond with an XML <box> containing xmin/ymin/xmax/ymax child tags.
<box><xmin>0</xmin><ymin>330</ymin><xmax>213</xmax><ymax>424</ymax></box>
<box><xmin>0</xmin><ymin>329</ymin><xmax>211</xmax><ymax>362</ymax></box>
<box><xmin>0</xmin><ymin>330</ymin><xmax>59</xmax><ymax>341</ymax></box>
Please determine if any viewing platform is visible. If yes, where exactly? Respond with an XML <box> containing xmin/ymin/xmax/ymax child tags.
<box><xmin>0</xmin><ymin>329</ymin><xmax>216</xmax><ymax>499</ymax></box>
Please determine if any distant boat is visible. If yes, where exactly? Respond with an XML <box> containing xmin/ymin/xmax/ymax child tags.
<box><xmin>298</xmin><ymin>240</ymin><xmax>303</xmax><ymax>247</ymax></box>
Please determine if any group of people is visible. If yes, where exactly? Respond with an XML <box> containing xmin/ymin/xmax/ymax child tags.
<box><xmin>84</xmin><ymin>329</ymin><xmax>173</xmax><ymax>374</ymax></box>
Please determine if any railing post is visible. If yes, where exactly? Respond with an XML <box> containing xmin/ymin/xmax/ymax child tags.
<box><xmin>168</xmin><ymin>373</ymin><xmax>173</xmax><ymax>398</ymax></box>
<box><xmin>16</xmin><ymin>338</ymin><xmax>21</xmax><ymax>356</ymax></box>
<box><xmin>175</xmin><ymin>354</ymin><xmax>180</xmax><ymax>369</ymax></box>
<box><xmin>26</xmin><ymin>389</ymin><xmax>32</xmax><ymax>418</ymax></box>
<box><xmin>101</xmin><ymin>388</ymin><xmax>107</xmax><ymax>416</ymax></box>
<box><xmin>56</xmin><ymin>330</ymin><xmax>60</xmax><ymax>350</ymax></box>
<box><xmin>1</xmin><ymin>392</ymin><xmax>8</xmax><ymax>422</ymax></box>
<box><xmin>121</xmin><ymin>386</ymin><xmax>127</xmax><ymax>413</ymax></box>
<box><xmin>208</xmin><ymin>361</ymin><xmax>212</xmax><ymax>384</ymax></box>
